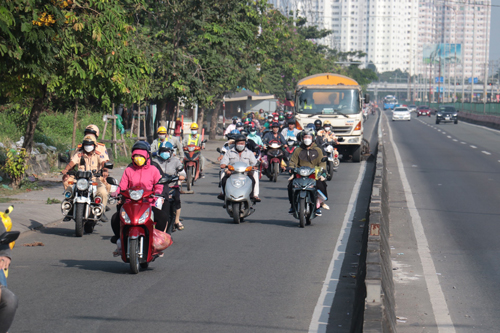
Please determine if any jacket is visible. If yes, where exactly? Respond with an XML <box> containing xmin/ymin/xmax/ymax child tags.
<box><xmin>117</xmin><ymin>150</ymin><xmax>163</xmax><ymax>203</ymax></box>
<box><xmin>151</xmin><ymin>136</ymin><xmax>184</xmax><ymax>158</ymax></box>
<box><xmin>262</xmin><ymin>132</ymin><xmax>287</xmax><ymax>146</ymax></box>
<box><xmin>247</xmin><ymin>133</ymin><xmax>263</xmax><ymax>147</ymax></box>
<box><xmin>289</xmin><ymin>143</ymin><xmax>326</xmax><ymax>170</ymax></box>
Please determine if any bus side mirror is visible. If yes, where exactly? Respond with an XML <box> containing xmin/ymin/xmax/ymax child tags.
<box><xmin>286</xmin><ymin>91</ymin><xmax>293</xmax><ymax>101</ymax></box>
<box><xmin>364</xmin><ymin>94</ymin><xmax>370</xmax><ymax>103</ymax></box>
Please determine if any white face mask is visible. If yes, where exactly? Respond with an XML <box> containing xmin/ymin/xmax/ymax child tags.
<box><xmin>235</xmin><ymin>144</ymin><xmax>245</xmax><ymax>152</ymax></box>
<box><xmin>191</xmin><ymin>130</ymin><xmax>197</xmax><ymax>135</ymax></box>
<box><xmin>158</xmin><ymin>135</ymin><xmax>166</xmax><ymax>140</ymax></box>
<box><xmin>250</xmin><ymin>130</ymin><xmax>256</xmax><ymax>135</ymax></box>
<box><xmin>303</xmin><ymin>138</ymin><xmax>313</xmax><ymax>146</ymax></box>
<box><xmin>84</xmin><ymin>145</ymin><xmax>94</xmax><ymax>152</ymax></box>
<box><xmin>324</xmin><ymin>127</ymin><xmax>331</xmax><ymax>132</ymax></box>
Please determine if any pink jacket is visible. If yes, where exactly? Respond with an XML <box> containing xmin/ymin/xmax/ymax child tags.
<box><xmin>117</xmin><ymin>150</ymin><xmax>163</xmax><ymax>202</ymax></box>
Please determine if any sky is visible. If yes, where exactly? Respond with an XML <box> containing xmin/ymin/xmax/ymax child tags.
<box><xmin>490</xmin><ymin>2</ymin><xmax>500</xmax><ymax>63</ymax></box>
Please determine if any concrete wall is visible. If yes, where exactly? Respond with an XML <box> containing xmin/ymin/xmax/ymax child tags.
<box><xmin>363</xmin><ymin>140</ymin><xmax>397</xmax><ymax>331</ymax></box>
<box><xmin>458</xmin><ymin>112</ymin><xmax>500</xmax><ymax>130</ymax></box>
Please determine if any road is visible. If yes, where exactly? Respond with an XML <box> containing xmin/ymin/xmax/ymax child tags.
<box><xmin>7</xmin><ymin>115</ymin><xmax>379</xmax><ymax>333</ymax></box>
<box><xmin>384</xmin><ymin>112</ymin><xmax>500</xmax><ymax>332</ymax></box>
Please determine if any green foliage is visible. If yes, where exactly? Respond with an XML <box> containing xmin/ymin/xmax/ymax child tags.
<box><xmin>2</xmin><ymin>148</ymin><xmax>28</xmax><ymax>189</ymax></box>
<box><xmin>46</xmin><ymin>197</ymin><xmax>61</xmax><ymax>204</ymax></box>
<box><xmin>19</xmin><ymin>178</ymin><xmax>42</xmax><ymax>191</ymax></box>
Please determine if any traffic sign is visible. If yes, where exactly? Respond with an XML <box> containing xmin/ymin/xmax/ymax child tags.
<box><xmin>468</xmin><ymin>77</ymin><xmax>478</xmax><ymax>84</ymax></box>
<box><xmin>435</xmin><ymin>77</ymin><xmax>444</xmax><ymax>83</ymax></box>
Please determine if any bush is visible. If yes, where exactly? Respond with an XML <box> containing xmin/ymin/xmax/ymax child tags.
<box><xmin>2</xmin><ymin>149</ymin><xmax>28</xmax><ymax>189</ymax></box>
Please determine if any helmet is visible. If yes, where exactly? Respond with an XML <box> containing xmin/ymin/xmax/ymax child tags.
<box><xmin>190</xmin><ymin>123</ymin><xmax>199</xmax><ymax>130</ymax></box>
<box><xmin>287</xmin><ymin>119</ymin><xmax>295</xmax><ymax>125</ymax></box>
<box><xmin>244</xmin><ymin>120</ymin><xmax>250</xmax><ymax>126</ymax></box>
<box><xmin>302</xmin><ymin>129</ymin><xmax>315</xmax><ymax>142</ymax></box>
<box><xmin>314</xmin><ymin>119</ymin><xmax>322</xmax><ymax>128</ymax></box>
<box><xmin>230</xmin><ymin>129</ymin><xmax>240</xmax><ymax>135</ymax></box>
<box><xmin>249</xmin><ymin>123</ymin><xmax>257</xmax><ymax>131</ymax></box>
<box><xmin>158</xmin><ymin>141</ymin><xmax>174</xmax><ymax>152</ymax></box>
<box><xmin>278</xmin><ymin>115</ymin><xmax>285</xmax><ymax>121</ymax></box>
<box><xmin>323</xmin><ymin>120</ymin><xmax>332</xmax><ymax>126</ymax></box>
<box><xmin>305</xmin><ymin>123</ymin><xmax>316</xmax><ymax>135</ymax></box>
<box><xmin>267</xmin><ymin>115</ymin><xmax>273</xmax><ymax>120</ymax></box>
<box><xmin>236</xmin><ymin>122</ymin><xmax>244</xmax><ymax>128</ymax></box>
<box><xmin>234</xmin><ymin>134</ymin><xmax>246</xmax><ymax>143</ymax></box>
<box><xmin>82</xmin><ymin>134</ymin><xmax>96</xmax><ymax>146</ymax></box>
<box><xmin>259</xmin><ymin>109</ymin><xmax>264</xmax><ymax>114</ymax></box>
<box><xmin>131</xmin><ymin>140</ymin><xmax>151</xmax><ymax>154</ymax></box>
<box><xmin>271</xmin><ymin>122</ymin><xmax>280</xmax><ymax>128</ymax></box>
<box><xmin>84</xmin><ymin>124</ymin><xmax>100</xmax><ymax>138</ymax></box>
<box><xmin>157</xmin><ymin>126</ymin><xmax>167</xmax><ymax>134</ymax></box>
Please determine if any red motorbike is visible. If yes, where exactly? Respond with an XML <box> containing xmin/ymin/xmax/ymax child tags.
<box><xmin>183</xmin><ymin>141</ymin><xmax>206</xmax><ymax>192</ymax></box>
<box><xmin>113</xmin><ymin>177</ymin><xmax>171</xmax><ymax>274</ymax></box>
<box><xmin>263</xmin><ymin>140</ymin><xmax>284</xmax><ymax>182</ymax></box>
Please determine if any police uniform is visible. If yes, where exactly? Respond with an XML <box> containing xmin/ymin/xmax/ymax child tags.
<box><xmin>183</xmin><ymin>134</ymin><xmax>206</xmax><ymax>171</ymax></box>
<box><xmin>76</xmin><ymin>142</ymin><xmax>111</xmax><ymax>192</ymax></box>
<box><xmin>64</xmin><ymin>150</ymin><xmax>109</xmax><ymax>208</ymax></box>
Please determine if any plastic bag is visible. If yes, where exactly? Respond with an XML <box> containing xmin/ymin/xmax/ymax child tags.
<box><xmin>153</xmin><ymin>229</ymin><xmax>172</xmax><ymax>252</ymax></box>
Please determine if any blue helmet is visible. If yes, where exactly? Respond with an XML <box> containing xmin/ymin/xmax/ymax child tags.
<box><xmin>230</xmin><ymin>129</ymin><xmax>241</xmax><ymax>135</ymax></box>
<box><xmin>158</xmin><ymin>141</ymin><xmax>174</xmax><ymax>152</ymax></box>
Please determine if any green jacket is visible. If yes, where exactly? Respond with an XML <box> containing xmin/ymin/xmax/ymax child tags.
<box><xmin>289</xmin><ymin>143</ymin><xmax>326</xmax><ymax>170</ymax></box>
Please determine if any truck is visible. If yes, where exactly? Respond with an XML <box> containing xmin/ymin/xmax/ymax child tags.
<box><xmin>285</xmin><ymin>73</ymin><xmax>369</xmax><ymax>162</ymax></box>
<box><xmin>383</xmin><ymin>95</ymin><xmax>398</xmax><ymax>110</ymax></box>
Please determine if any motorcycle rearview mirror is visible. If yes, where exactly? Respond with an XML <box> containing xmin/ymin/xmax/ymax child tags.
<box><xmin>364</xmin><ymin>94</ymin><xmax>370</xmax><ymax>103</ymax></box>
<box><xmin>216</xmin><ymin>147</ymin><xmax>221</xmax><ymax>153</ymax></box>
<box><xmin>104</xmin><ymin>162</ymin><xmax>114</xmax><ymax>170</ymax></box>
<box><xmin>321</xmin><ymin>157</ymin><xmax>328</xmax><ymax>162</ymax></box>
<box><xmin>0</xmin><ymin>231</ymin><xmax>20</xmax><ymax>245</ymax></box>
<box><xmin>176</xmin><ymin>165</ymin><xmax>184</xmax><ymax>172</ymax></box>
<box><xmin>337</xmin><ymin>137</ymin><xmax>344</xmax><ymax>142</ymax></box>
<box><xmin>202</xmin><ymin>139</ymin><xmax>208</xmax><ymax>144</ymax></box>
<box><xmin>106</xmin><ymin>177</ymin><xmax>119</xmax><ymax>185</ymax></box>
<box><xmin>157</xmin><ymin>177</ymin><xmax>169</xmax><ymax>184</ymax></box>
<box><xmin>285</xmin><ymin>91</ymin><xmax>294</xmax><ymax>101</ymax></box>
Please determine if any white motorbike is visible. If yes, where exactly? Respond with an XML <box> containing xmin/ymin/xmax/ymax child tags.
<box><xmin>223</xmin><ymin>162</ymin><xmax>256</xmax><ymax>224</ymax></box>
<box><xmin>323</xmin><ymin>142</ymin><xmax>340</xmax><ymax>181</ymax></box>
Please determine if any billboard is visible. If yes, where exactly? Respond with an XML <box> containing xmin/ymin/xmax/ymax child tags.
<box><xmin>423</xmin><ymin>44</ymin><xmax>462</xmax><ymax>64</ymax></box>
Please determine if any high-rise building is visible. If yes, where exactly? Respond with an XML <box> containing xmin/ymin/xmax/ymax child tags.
<box><xmin>268</xmin><ymin>0</ymin><xmax>491</xmax><ymax>83</ymax></box>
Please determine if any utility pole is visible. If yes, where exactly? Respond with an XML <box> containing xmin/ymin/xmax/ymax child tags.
<box><xmin>471</xmin><ymin>0</ymin><xmax>477</xmax><ymax>103</ymax></box>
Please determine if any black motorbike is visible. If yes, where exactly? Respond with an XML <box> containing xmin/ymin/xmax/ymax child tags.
<box><xmin>290</xmin><ymin>166</ymin><xmax>318</xmax><ymax>228</ymax></box>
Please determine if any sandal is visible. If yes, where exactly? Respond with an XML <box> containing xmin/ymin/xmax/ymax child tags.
<box><xmin>175</xmin><ymin>222</ymin><xmax>184</xmax><ymax>231</ymax></box>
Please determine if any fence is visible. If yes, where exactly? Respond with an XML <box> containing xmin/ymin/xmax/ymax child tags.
<box><xmin>414</xmin><ymin>102</ymin><xmax>500</xmax><ymax>116</ymax></box>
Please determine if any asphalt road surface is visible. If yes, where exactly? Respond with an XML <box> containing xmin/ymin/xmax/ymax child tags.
<box><xmin>8</xmin><ymin>115</ymin><xmax>379</xmax><ymax>333</ymax></box>
<box><xmin>385</xmin><ymin>112</ymin><xmax>500</xmax><ymax>332</ymax></box>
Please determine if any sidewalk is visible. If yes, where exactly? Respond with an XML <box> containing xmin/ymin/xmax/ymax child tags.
<box><xmin>1</xmin><ymin>140</ymin><xmax>224</xmax><ymax>234</ymax></box>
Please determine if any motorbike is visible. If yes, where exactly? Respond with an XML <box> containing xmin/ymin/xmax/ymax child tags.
<box><xmin>290</xmin><ymin>166</ymin><xmax>322</xmax><ymax>228</ymax></box>
<box><xmin>1</xmin><ymin>206</ymin><xmax>19</xmax><ymax>287</ymax></box>
<box><xmin>154</xmin><ymin>165</ymin><xmax>184</xmax><ymax>233</ymax></box>
<box><xmin>183</xmin><ymin>140</ymin><xmax>207</xmax><ymax>192</ymax></box>
<box><xmin>283</xmin><ymin>137</ymin><xmax>298</xmax><ymax>165</ymax></box>
<box><xmin>263</xmin><ymin>140</ymin><xmax>284</xmax><ymax>182</ymax></box>
<box><xmin>223</xmin><ymin>162</ymin><xmax>256</xmax><ymax>224</ymax></box>
<box><xmin>107</xmin><ymin>176</ymin><xmax>171</xmax><ymax>274</ymax></box>
<box><xmin>61</xmin><ymin>162</ymin><xmax>113</xmax><ymax>237</ymax></box>
<box><xmin>323</xmin><ymin>141</ymin><xmax>340</xmax><ymax>181</ymax></box>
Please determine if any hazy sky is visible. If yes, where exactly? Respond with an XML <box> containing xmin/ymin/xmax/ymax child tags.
<box><xmin>490</xmin><ymin>3</ymin><xmax>500</xmax><ymax>62</ymax></box>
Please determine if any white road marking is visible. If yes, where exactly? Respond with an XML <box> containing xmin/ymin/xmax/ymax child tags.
<box><xmin>470</xmin><ymin>145</ymin><xmax>477</xmax><ymax>149</ymax></box>
<box><xmin>308</xmin><ymin>162</ymin><xmax>367</xmax><ymax>333</ymax></box>
<box><xmin>453</xmin><ymin>139</ymin><xmax>458</xmax><ymax>142</ymax></box>
<box><xmin>447</xmin><ymin>136</ymin><xmax>452</xmax><ymax>138</ymax></box>
<box><xmin>384</xmin><ymin>113</ymin><xmax>456</xmax><ymax>333</ymax></box>
<box><xmin>482</xmin><ymin>151</ymin><xmax>491</xmax><ymax>155</ymax></box>
<box><xmin>461</xmin><ymin>142</ymin><xmax>466</xmax><ymax>144</ymax></box>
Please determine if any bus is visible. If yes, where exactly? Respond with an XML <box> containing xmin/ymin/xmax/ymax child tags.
<box><xmin>383</xmin><ymin>95</ymin><xmax>398</xmax><ymax>110</ymax></box>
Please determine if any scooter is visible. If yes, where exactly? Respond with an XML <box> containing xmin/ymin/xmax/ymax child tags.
<box><xmin>289</xmin><ymin>166</ymin><xmax>326</xmax><ymax>228</ymax></box>
<box><xmin>263</xmin><ymin>140</ymin><xmax>284</xmax><ymax>182</ymax></box>
<box><xmin>224</xmin><ymin>162</ymin><xmax>256</xmax><ymax>224</ymax></box>
<box><xmin>323</xmin><ymin>141</ymin><xmax>340</xmax><ymax>181</ymax></box>
<box><xmin>154</xmin><ymin>165</ymin><xmax>184</xmax><ymax>232</ymax></box>
<box><xmin>61</xmin><ymin>162</ymin><xmax>113</xmax><ymax>237</ymax></box>
<box><xmin>1</xmin><ymin>206</ymin><xmax>19</xmax><ymax>287</ymax></box>
<box><xmin>107</xmin><ymin>176</ymin><xmax>171</xmax><ymax>274</ymax></box>
<box><xmin>183</xmin><ymin>140</ymin><xmax>207</xmax><ymax>193</ymax></box>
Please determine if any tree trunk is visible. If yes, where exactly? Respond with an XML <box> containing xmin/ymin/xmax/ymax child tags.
<box><xmin>72</xmin><ymin>99</ymin><xmax>79</xmax><ymax>150</ymax></box>
<box><xmin>209</xmin><ymin>102</ymin><xmax>221</xmax><ymax>140</ymax></box>
<box><xmin>22</xmin><ymin>85</ymin><xmax>47</xmax><ymax>154</ymax></box>
<box><xmin>158</xmin><ymin>99</ymin><xmax>167</xmax><ymax>126</ymax></box>
<box><xmin>197</xmin><ymin>107</ymin><xmax>204</xmax><ymax>130</ymax></box>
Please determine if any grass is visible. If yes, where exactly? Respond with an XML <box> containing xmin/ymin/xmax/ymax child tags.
<box><xmin>0</xmin><ymin>197</ymin><xmax>17</xmax><ymax>204</ymax></box>
<box><xmin>46</xmin><ymin>197</ymin><xmax>61</xmax><ymax>204</ymax></box>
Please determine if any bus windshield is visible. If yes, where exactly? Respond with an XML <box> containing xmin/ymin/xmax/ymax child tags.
<box><xmin>297</xmin><ymin>89</ymin><xmax>360</xmax><ymax>115</ymax></box>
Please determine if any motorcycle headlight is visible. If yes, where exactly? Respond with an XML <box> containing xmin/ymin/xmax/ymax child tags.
<box><xmin>453</xmin><ymin>114</ymin><xmax>457</xmax><ymax>117</ymax></box>
<box><xmin>64</xmin><ymin>189</ymin><xmax>73</xmax><ymax>198</ymax></box>
<box><xmin>299</xmin><ymin>168</ymin><xmax>311</xmax><ymax>177</ymax></box>
<box><xmin>129</xmin><ymin>189</ymin><xmax>144</xmax><ymax>201</ymax></box>
<box><xmin>231</xmin><ymin>178</ymin><xmax>246</xmax><ymax>188</ymax></box>
<box><xmin>120</xmin><ymin>207</ymin><xmax>131</xmax><ymax>224</ymax></box>
<box><xmin>325</xmin><ymin>145</ymin><xmax>333</xmax><ymax>153</ymax></box>
<box><xmin>76</xmin><ymin>179</ymin><xmax>89</xmax><ymax>191</ymax></box>
<box><xmin>188</xmin><ymin>146</ymin><xmax>195</xmax><ymax>152</ymax></box>
<box><xmin>138</xmin><ymin>208</ymin><xmax>150</xmax><ymax>224</ymax></box>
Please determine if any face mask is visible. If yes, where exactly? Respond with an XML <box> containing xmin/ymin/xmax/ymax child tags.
<box><xmin>250</xmin><ymin>130</ymin><xmax>256</xmax><ymax>135</ymax></box>
<box><xmin>133</xmin><ymin>155</ymin><xmax>146</xmax><ymax>167</ymax></box>
<box><xmin>159</xmin><ymin>152</ymin><xmax>170</xmax><ymax>160</ymax></box>
<box><xmin>233</xmin><ymin>120</ymin><xmax>237</xmax><ymax>124</ymax></box>
<box><xmin>191</xmin><ymin>130</ymin><xmax>197</xmax><ymax>135</ymax></box>
<box><xmin>303</xmin><ymin>138</ymin><xmax>313</xmax><ymax>146</ymax></box>
<box><xmin>324</xmin><ymin>127</ymin><xmax>331</xmax><ymax>132</ymax></box>
<box><xmin>158</xmin><ymin>135</ymin><xmax>166</xmax><ymax>140</ymax></box>
<box><xmin>235</xmin><ymin>144</ymin><xmax>245</xmax><ymax>152</ymax></box>
<box><xmin>84</xmin><ymin>145</ymin><xmax>94</xmax><ymax>153</ymax></box>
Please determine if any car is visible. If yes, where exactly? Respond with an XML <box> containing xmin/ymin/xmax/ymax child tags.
<box><xmin>392</xmin><ymin>107</ymin><xmax>411</xmax><ymax>121</ymax></box>
<box><xmin>408</xmin><ymin>105</ymin><xmax>417</xmax><ymax>112</ymax></box>
<box><xmin>436</xmin><ymin>106</ymin><xmax>458</xmax><ymax>124</ymax></box>
<box><xmin>416</xmin><ymin>105</ymin><xmax>431</xmax><ymax>117</ymax></box>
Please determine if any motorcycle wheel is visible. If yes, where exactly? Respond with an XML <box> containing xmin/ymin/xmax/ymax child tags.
<box><xmin>333</xmin><ymin>157</ymin><xmax>340</xmax><ymax>168</ymax></box>
<box><xmin>273</xmin><ymin>162</ymin><xmax>279</xmax><ymax>182</ymax></box>
<box><xmin>84</xmin><ymin>221</ymin><xmax>95</xmax><ymax>234</ymax></box>
<box><xmin>327</xmin><ymin>161</ymin><xmax>334</xmax><ymax>181</ymax></box>
<box><xmin>75</xmin><ymin>203</ymin><xmax>84</xmax><ymax>237</ymax></box>
<box><xmin>299</xmin><ymin>198</ymin><xmax>306</xmax><ymax>228</ymax></box>
<box><xmin>232</xmin><ymin>202</ymin><xmax>241</xmax><ymax>224</ymax></box>
<box><xmin>129</xmin><ymin>238</ymin><xmax>140</xmax><ymax>274</ymax></box>
<box><xmin>186</xmin><ymin>166</ymin><xmax>193</xmax><ymax>192</ymax></box>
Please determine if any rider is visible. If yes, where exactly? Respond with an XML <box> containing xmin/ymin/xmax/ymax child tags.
<box><xmin>263</xmin><ymin>115</ymin><xmax>274</xmax><ymax>130</ymax></box>
<box><xmin>224</xmin><ymin>116</ymin><xmax>239</xmax><ymax>135</ymax></box>
<box><xmin>153</xmin><ymin>142</ymin><xmax>187</xmax><ymax>231</ymax></box>
<box><xmin>247</xmin><ymin>124</ymin><xmax>263</xmax><ymax>147</ymax></box>
<box><xmin>0</xmin><ymin>214</ymin><xmax>17</xmax><ymax>333</ymax></box>
<box><xmin>218</xmin><ymin>134</ymin><xmax>261</xmax><ymax>202</ymax></box>
<box><xmin>110</xmin><ymin>141</ymin><xmax>170</xmax><ymax>244</ymax></box>
<box><xmin>278</xmin><ymin>114</ymin><xmax>286</xmax><ymax>130</ymax></box>
<box><xmin>183</xmin><ymin>123</ymin><xmax>206</xmax><ymax>178</ymax></box>
<box><xmin>262</xmin><ymin>122</ymin><xmax>287</xmax><ymax>147</ymax></box>
<box><xmin>317</xmin><ymin>120</ymin><xmax>338</xmax><ymax>144</ymax></box>
<box><xmin>151</xmin><ymin>126</ymin><xmax>184</xmax><ymax>158</ymax></box>
<box><xmin>313</xmin><ymin>119</ymin><xmax>323</xmax><ymax>133</ymax></box>
<box><xmin>248</xmin><ymin>112</ymin><xmax>261</xmax><ymax>131</ymax></box>
<box><xmin>281</xmin><ymin>119</ymin><xmax>300</xmax><ymax>140</ymax></box>
<box><xmin>79</xmin><ymin>124</ymin><xmax>110</xmax><ymax>193</ymax></box>
<box><xmin>62</xmin><ymin>135</ymin><xmax>110</xmax><ymax>222</ymax></box>
<box><xmin>287</xmin><ymin>130</ymin><xmax>328</xmax><ymax>216</ymax></box>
